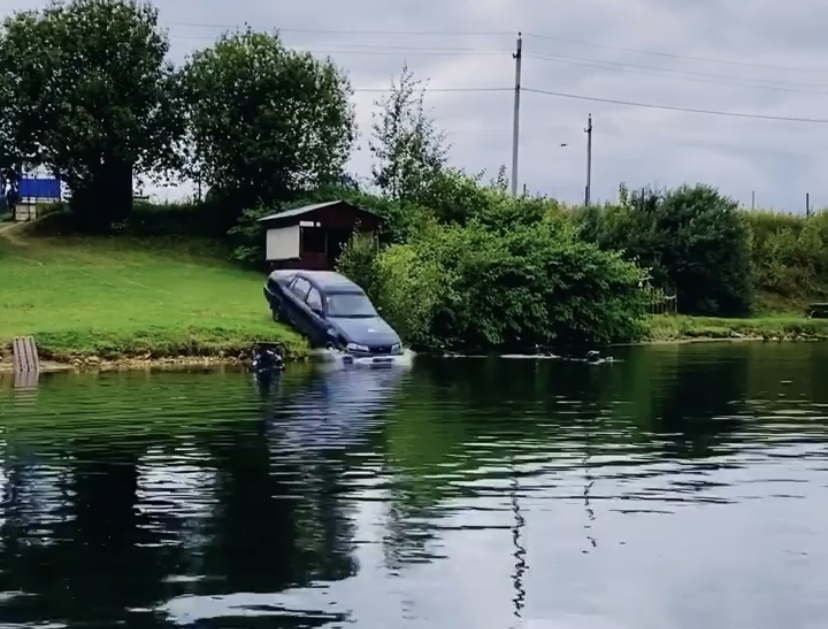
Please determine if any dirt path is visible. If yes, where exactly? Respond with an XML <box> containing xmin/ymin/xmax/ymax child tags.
<box><xmin>0</xmin><ymin>221</ymin><xmax>30</xmax><ymax>246</ymax></box>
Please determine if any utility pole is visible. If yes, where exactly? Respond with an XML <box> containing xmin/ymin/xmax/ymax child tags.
<box><xmin>510</xmin><ymin>33</ymin><xmax>522</xmax><ymax>198</ymax></box>
<box><xmin>751</xmin><ymin>190</ymin><xmax>755</xmax><ymax>210</ymax></box>
<box><xmin>584</xmin><ymin>114</ymin><xmax>592</xmax><ymax>206</ymax></box>
<box><xmin>806</xmin><ymin>192</ymin><xmax>811</xmax><ymax>218</ymax></box>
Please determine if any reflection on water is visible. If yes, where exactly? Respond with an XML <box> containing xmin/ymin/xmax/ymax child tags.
<box><xmin>1</xmin><ymin>343</ymin><xmax>828</xmax><ymax>628</ymax></box>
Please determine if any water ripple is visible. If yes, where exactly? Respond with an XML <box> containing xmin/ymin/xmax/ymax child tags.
<box><xmin>0</xmin><ymin>344</ymin><xmax>828</xmax><ymax>628</ymax></box>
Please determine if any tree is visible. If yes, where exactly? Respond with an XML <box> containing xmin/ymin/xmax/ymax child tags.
<box><xmin>370</xmin><ymin>63</ymin><xmax>449</xmax><ymax>202</ymax></box>
<box><xmin>578</xmin><ymin>183</ymin><xmax>753</xmax><ymax>316</ymax></box>
<box><xmin>0</xmin><ymin>0</ymin><xmax>184</xmax><ymax>230</ymax></box>
<box><xmin>181</xmin><ymin>29</ymin><xmax>355</xmax><ymax>222</ymax></box>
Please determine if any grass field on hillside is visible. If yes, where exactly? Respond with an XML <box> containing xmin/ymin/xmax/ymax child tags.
<box><xmin>0</xmin><ymin>224</ymin><xmax>305</xmax><ymax>360</ymax></box>
<box><xmin>3</xmin><ymin>219</ymin><xmax>826</xmax><ymax>363</ymax></box>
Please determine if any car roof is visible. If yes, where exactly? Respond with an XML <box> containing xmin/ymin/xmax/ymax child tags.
<box><xmin>296</xmin><ymin>270</ymin><xmax>363</xmax><ymax>292</ymax></box>
<box><xmin>268</xmin><ymin>269</ymin><xmax>297</xmax><ymax>281</ymax></box>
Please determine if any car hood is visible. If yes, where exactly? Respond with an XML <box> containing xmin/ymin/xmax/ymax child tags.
<box><xmin>329</xmin><ymin>316</ymin><xmax>400</xmax><ymax>346</ymax></box>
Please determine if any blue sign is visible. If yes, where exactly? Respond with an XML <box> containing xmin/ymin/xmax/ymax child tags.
<box><xmin>19</xmin><ymin>177</ymin><xmax>61</xmax><ymax>200</ymax></box>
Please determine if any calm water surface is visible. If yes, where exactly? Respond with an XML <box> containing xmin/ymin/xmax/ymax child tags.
<box><xmin>1</xmin><ymin>343</ymin><xmax>827</xmax><ymax>628</ymax></box>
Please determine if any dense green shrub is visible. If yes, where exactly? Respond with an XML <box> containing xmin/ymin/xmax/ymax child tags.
<box><xmin>339</xmin><ymin>213</ymin><xmax>650</xmax><ymax>351</ymax></box>
<box><xmin>577</xmin><ymin>184</ymin><xmax>753</xmax><ymax>317</ymax></box>
<box><xmin>122</xmin><ymin>200</ymin><xmax>228</xmax><ymax>238</ymax></box>
<box><xmin>335</xmin><ymin>230</ymin><xmax>382</xmax><ymax>300</ymax></box>
<box><xmin>745</xmin><ymin>210</ymin><xmax>828</xmax><ymax>300</ymax></box>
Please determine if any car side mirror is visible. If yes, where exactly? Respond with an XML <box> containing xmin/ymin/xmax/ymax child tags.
<box><xmin>312</xmin><ymin>307</ymin><xmax>324</xmax><ymax>317</ymax></box>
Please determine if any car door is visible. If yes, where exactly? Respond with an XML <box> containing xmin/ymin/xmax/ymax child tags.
<box><xmin>265</xmin><ymin>274</ymin><xmax>289</xmax><ymax>312</ymax></box>
<box><xmin>285</xmin><ymin>276</ymin><xmax>312</xmax><ymax>330</ymax></box>
<box><xmin>302</xmin><ymin>286</ymin><xmax>328</xmax><ymax>346</ymax></box>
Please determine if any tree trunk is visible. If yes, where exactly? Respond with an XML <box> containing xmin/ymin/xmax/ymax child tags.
<box><xmin>70</xmin><ymin>161</ymin><xmax>134</xmax><ymax>232</ymax></box>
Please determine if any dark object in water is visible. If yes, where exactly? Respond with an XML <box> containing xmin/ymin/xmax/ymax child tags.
<box><xmin>532</xmin><ymin>345</ymin><xmax>613</xmax><ymax>364</ymax></box>
<box><xmin>251</xmin><ymin>341</ymin><xmax>286</xmax><ymax>372</ymax></box>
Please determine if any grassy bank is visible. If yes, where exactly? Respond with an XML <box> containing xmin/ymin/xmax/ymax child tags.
<box><xmin>2</xmin><ymin>215</ymin><xmax>825</xmax><ymax>371</ymax></box>
<box><xmin>645</xmin><ymin>314</ymin><xmax>828</xmax><ymax>342</ymax></box>
<box><xmin>0</xmin><ymin>221</ymin><xmax>307</xmax><ymax>367</ymax></box>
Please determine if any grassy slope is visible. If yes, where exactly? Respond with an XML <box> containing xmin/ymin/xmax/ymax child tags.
<box><xmin>2</xmin><ymin>215</ymin><xmax>825</xmax><ymax>359</ymax></box>
<box><xmin>0</xmin><ymin>222</ymin><xmax>306</xmax><ymax>361</ymax></box>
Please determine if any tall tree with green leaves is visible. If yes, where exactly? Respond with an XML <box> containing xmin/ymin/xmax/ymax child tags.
<box><xmin>0</xmin><ymin>0</ymin><xmax>184</xmax><ymax>230</ymax></box>
<box><xmin>370</xmin><ymin>64</ymin><xmax>449</xmax><ymax>203</ymax></box>
<box><xmin>181</xmin><ymin>29</ymin><xmax>356</xmax><ymax>222</ymax></box>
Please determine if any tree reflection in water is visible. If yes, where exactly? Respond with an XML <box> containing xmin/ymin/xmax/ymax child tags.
<box><xmin>0</xmin><ymin>346</ymin><xmax>774</xmax><ymax>628</ymax></box>
<box><xmin>0</xmin><ymin>364</ymin><xmax>409</xmax><ymax>627</ymax></box>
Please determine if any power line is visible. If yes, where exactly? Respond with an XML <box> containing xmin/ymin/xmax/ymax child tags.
<box><xmin>163</xmin><ymin>21</ymin><xmax>828</xmax><ymax>74</ymax></box>
<box><xmin>288</xmin><ymin>47</ymin><xmax>504</xmax><ymax>57</ymax></box>
<box><xmin>162</xmin><ymin>32</ymin><xmax>828</xmax><ymax>94</ymax></box>
<box><xmin>5</xmin><ymin>14</ymin><xmax>828</xmax><ymax>122</ymax></box>
<box><xmin>168</xmin><ymin>33</ymin><xmax>510</xmax><ymax>55</ymax></box>
<box><xmin>353</xmin><ymin>87</ymin><xmax>510</xmax><ymax>93</ymax></box>
<box><xmin>525</xmin><ymin>51</ymin><xmax>828</xmax><ymax>95</ymax></box>
<box><xmin>165</xmin><ymin>33</ymin><xmax>828</xmax><ymax>95</ymax></box>
<box><xmin>522</xmin><ymin>32</ymin><xmax>828</xmax><ymax>74</ymax></box>
<box><xmin>522</xmin><ymin>87</ymin><xmax>828</xmax><ymax>123</ymax></box>
<box><xmin>442</xmin><ymin>124</ymin><xmax>825</xmax><ymax>158</ymax></box>
<box><xmin>166</xmin><ymin>22</ymin><xmax>514</xmax><ymax>37</ymax></box>
<box><xmin>4</xmin><ymin>12</ymin><xmax>828</xmax><ymax>75</ymax></box>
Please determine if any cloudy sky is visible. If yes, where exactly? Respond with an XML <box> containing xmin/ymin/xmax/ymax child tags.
<box><xmin>4</xmin><ymin>0</ymin><xmax>828</xmax><ymax>212</ymax></box>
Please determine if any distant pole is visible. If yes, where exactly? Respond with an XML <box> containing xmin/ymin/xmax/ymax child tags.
<box><xmin>522</xmin><ymin>183</ymin><xmax>527</xmax><ymax>196</ymax></box>
<box><xmin>751</xmin><ymin>190</ymin><xmax>755</xmax><ymax>210</ymax></box>
<box><xmin>584</xmin><ymin>114</ymin><xmax>592</xmax><ymax>206</ymax></box>
<box><xmin>806</xmin><ymin>192</ymin><xmax>811</xmax><ymax>218</ymax></box>
<box><xmin>510</xmin><ymin>33</ymin><xmax>522</xmax><ymax>198</ymax></box>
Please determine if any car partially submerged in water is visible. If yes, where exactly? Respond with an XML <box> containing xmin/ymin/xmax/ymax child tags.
<box><xmin>264</xmin><ymin>270</ymin><xmax>403</xmax><ymax>358</ymax></box>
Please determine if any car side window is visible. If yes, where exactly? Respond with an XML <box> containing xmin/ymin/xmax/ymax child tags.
<box><xmin>306</xmin><ymin>288</ymin><xmax>323</xmax><ymax>312</ymax></box>
<box><xmin>291</xmin><ymin>277</ymin><xmax>311</xmax><ymax>299</ymax></box>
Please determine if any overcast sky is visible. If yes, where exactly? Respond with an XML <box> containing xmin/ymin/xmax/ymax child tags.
<box><xmin>4</xmin><ymin>0</ymin><xmax>828</xmax><ymax>212</ymax></box>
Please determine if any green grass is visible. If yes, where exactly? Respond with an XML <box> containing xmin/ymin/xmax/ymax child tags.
<box><xmin>0</xmin><ymin>223</ymin><xmax>307</xmax><ymax>361</ymax></box>
<box><xmin>646</xmin><ymin>314</ymin><xmax>828</xmax><ymax>342</ymax></box>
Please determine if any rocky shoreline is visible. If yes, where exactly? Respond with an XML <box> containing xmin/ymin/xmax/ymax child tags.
<box><xmin>0</xmin><ymin>354</ymin><xmax>253</xmax><ymax>374</ymax></box>
<box><xmin>3</xmin><ymin>330</ymin><xmax>827</xmax><ymax>375</ymax></box>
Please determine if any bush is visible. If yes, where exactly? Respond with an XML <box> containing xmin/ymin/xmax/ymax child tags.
<box><xmin>226</xmin><ymin>203</ymin><xmax>275</xmax><ymax>270</ymax></box>
<box><xmin>340</xmin><ymin>215</ymin><xmax>650</xmax><ymax>352</ymax></box>
<box><xmin>577</xmin><ymin>183</ymin><xmax>753</xmax><ymax>317</ymax></box>
<box><xmin>745</xmin><ymin>210</ymin><xmax>828</xmax><ymax>300</ymax></box>
<box><xmin>336</xmin><ymin>230</ymin><xmax>382</xmax><ymax>300</ymax></box>
<box><xmin>120</xmin><ymin>200</ymin><xmax>228</xmax><ymax>239</ymax></box>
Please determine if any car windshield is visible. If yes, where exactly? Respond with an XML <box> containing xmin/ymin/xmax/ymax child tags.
<box><xmin>326</xmin><ymin>292</ymin><xmax>377</xmax><ymax>317</ymax></box>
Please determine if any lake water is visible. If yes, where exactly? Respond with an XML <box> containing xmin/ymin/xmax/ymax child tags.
<box><xmin>1</xmin><ymin>343</ymin><xmax>827</xmax><ymax>629</ymax></box>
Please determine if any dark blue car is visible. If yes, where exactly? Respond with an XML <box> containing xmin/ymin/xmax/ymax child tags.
<box><xmin>264</xmin><ymin>270</ymin><xmax>403</xmax><ymax>357</ymax></box>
